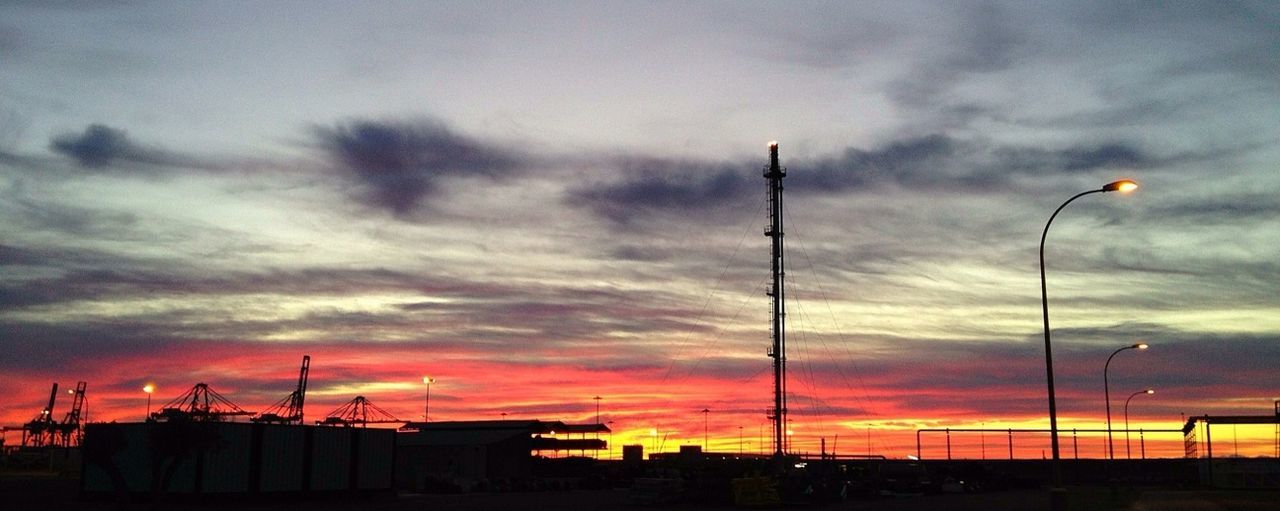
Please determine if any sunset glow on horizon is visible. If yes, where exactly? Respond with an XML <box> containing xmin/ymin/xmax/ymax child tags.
<box><xmin>2</xmin><ymin>2</ymin><xmax>1278</xmax><ymax>459</ymax></box>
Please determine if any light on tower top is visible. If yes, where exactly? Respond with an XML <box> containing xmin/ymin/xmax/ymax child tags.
<box><xmin>768</xmin><ymin>140</ymin><xmax>778</xmax><ymax>148</ymax></box>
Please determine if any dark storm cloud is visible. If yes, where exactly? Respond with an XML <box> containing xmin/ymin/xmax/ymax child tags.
<box><xmin>990</xmin><ymin>143</ymin><xmax>1157</xmax><ymax>175</ymax></box>
<box><xmin>569</xmin><ymin>157</ymin><xmax>748</xmax><ymax>226</ymax></box>
<box><xmin>0</xmin><ymin>321</ymin><xmax>186</xmax><ymax>370</ymax></box>
<box><xmin>570</xmin><ymin>135</ymin><xmax>1163</xmax><ymax>225</ymax></box>
<box><xmin>48</xmin><ymin>123</ymin><xmax>219</xmax><ymax>172</ymax></box>
<box><xmin>312</xmin><ymin>118</ymin><xmax>525</xmax><ymax>217</ymax></box>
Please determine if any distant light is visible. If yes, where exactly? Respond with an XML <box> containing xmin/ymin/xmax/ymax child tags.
<box><xmin>143</xmin><ymin>384</ymin><xmax>155</xmax><ymax>394</ymax></box>
<box><xmin>1145</xmin><ymin>389</ymin><xmax>1155</xmax><ymax>394</ymax></box>
<box><xmin>906</xmin><ymin>455</ymin><xmax>919</xmax><ymax>460</ymax></box>
<box><xmin>1135</xmin><ymin>343</ymin><xmax>1149</xmax><ymax>350</ymax></box>
<box><xmin>549</xmin><ymin>430</ymin><xmax>556</xmax><ymax>435</ymax></box>
<box><xmin>423</xmin><ymin>376</ymin><xmax>435</xmax><ymax>384</ymax></box>
<box><xmin>794</xmin><ymin>462</ymin><xmax>807</xmax><ymax>468</ymax></box>
<box><xmin>768</xmin><ymin>140</ymin><xmax>778</xmax><ymax>148</ymax></box>
<box><xmin>785</xmin><ymin>429</ymin><xmax>794</xmax><ymax>436</ymax></box>
<box><xmin>68</xmin><ymin>389</ymin><xmax>75</xmax><ymax>394</ymax></box>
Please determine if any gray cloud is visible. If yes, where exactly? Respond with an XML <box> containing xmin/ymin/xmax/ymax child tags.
<box><xmin>1136</xmin><ymin>194</ymin><xmax>1280</xmax><ymax>226</ymax></box>
<box><xmin>48</xmin><ymin>123</ymin><xmax>219</xmax><ymax>172</ymax></box>
<box><xmin>312</xmin><ymin>118</ymin><xmax>525</xmax><ymax>217</ymax></box>
<box><xmin>888</xmin><ymin>3</ymin><xmax>1031</xmax><ymax>112</ymax></box>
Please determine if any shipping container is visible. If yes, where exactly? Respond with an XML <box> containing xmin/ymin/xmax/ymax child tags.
<box><xmin>258</xmin><ymin>424</ymin><xmax>306</xmax><ymax>492</ymax></box>
<box><xmin>81</xmin><ymin>422</ymin><xmax>395</xmax><ymax>497</ymax></box>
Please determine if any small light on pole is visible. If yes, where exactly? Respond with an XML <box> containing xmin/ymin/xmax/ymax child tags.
<box><xmin>422</xmin><ymin>377</ymin><xmax>435</xmax><ymax>423</ymax></box>
<box><xmin>1125</xmin><ymin>389</ymin><xmax>1155</xmax><ymax>459</ymax></box>
<box><xmin>143</xmin><ymin>384</ymin><xmax>155</xmax><ymax>420</ymax></box>
<box><xmin>1105</xmin><ymin>342</ymin><xmax>1150</xmax><ymax>459</ymax></box>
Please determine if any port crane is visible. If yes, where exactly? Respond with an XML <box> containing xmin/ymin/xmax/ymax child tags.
<box><xmin>318</xmin><ymin>396</ymin><xmax>400</xmax><ymax>428</ymax></box>
<box><xmin>252</xmin><ymin>355</ymin><xmax>311</xmax><ymax>425</ymax></box>
<box><xmin>151</xmin><ymin>383</ymin><xmax>254</xmax><ymax>422</ymax></box>
<box><xmin>20</xmin><ymin>383</ymin><xmax>60</xmax><ymax>446</ymax></box>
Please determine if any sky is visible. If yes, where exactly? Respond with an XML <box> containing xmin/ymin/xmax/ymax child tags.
<box><xmin>2</xmin><ymin>1</ymin><xmax>1278</xmax><ymax>459</ymax></box>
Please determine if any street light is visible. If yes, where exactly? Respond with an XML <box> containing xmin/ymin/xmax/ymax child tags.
<box><xmin>1105</xmin><ymin>342</ymin><xmax>1149</xmax><ymax>459</ymax></box>
<box><xmin>422</xmin><ymin>377</ymin><xmax>435</xmax><ymax>423</ymax></box>
<box><xmin>1125</xmin><ymin>389</ymin><xmax>1154</xmax><ymax>459</ymax></box>
<box><xmin>594</xmin><ymin>396</ymin><xmax>602</xmax><ymax>424</ymax></box>
<box><xmin>702</xmin><ymin>408</ymin><xmax>710</xmax><ymax>452</ymax></box>
<box><xmin>143</xmin><ymin>384</ymin><xmax>155</xmax><ymax>420</ymax></box>
<box><xmin>1039</xmin><ymin>179</ymin><xmax>1137</xmax><ymax>496</ymax></box>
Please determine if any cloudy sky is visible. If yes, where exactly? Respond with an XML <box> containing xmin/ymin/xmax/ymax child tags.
<box><xmin>2</xmin><ymin>1</ymin><xmax>1278</xmax><ymax>458</ymax></box>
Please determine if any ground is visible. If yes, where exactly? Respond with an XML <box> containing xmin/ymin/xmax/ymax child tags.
<box><xmin>2</xmin><ymin>472</ymin><xmax>1277</xmax><ymax>510</ymax></box>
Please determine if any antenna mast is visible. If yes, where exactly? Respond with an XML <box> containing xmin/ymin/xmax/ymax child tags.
<box><xmin>764</xmin><ymin>141</ymin><xmax>788</xmax><ymax>457</ymax></box>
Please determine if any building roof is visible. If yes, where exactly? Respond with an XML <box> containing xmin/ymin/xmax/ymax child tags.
<box><xmin>400</xmin><ymin>419</ymin><xmax>610</xmax><ymax>435</ymax></box>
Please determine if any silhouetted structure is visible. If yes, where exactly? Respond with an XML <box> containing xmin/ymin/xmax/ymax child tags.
<box><xmin>318</xmin><ymin>396</ymin><xmax>400</xmax><ymax>427</ymax></box>
<box><xmin>20</xmin><ymin>383</ymin><xmax>60</xmax><ymax>446</ymax></box>
<box><xmin>252</xmin><ymin>355</ymin><xmax>311</xmax><ymax>425</ymax></box>
<box><xmin>396</xmin><ymin>420</ymin><xmax>608</xmax><ymax>490</ymax></box>
<box><xmin>764</xmin><ymin>141</ymin><xmax>789</xmax><ymax>458</ymax></box>
<box><xmin>81</xmin><ymin>421</ymin><xmax>394</xmax><ymax>496</ymax></box>
<box><xmin>1182</xmin><ymin>411</ymin><xmax>1280</xmax><ymax>460</ymax></box>
<box><xmin>17</xmin><ymin>381</ymin><xmax>86</xmax><ymax>447</ymax></box>
<box><xmin>150</xmin><ymin>383</ymin><xmax>254</xmax><ymax>422</ymax></box>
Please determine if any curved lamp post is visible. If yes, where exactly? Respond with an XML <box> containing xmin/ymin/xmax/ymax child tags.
<box><xmin>422</xmin><ymin>376</ymin><xmax>435</xmax><ymax>422</ymax></box>
<box><xmin>1105</xmin><ymin>343</ymin><xmax>1148</xmax><ymax>459</ymax></box>
<box><xmin>1039</xmin><ymin>179</ymin><xmax>1137</xmax><ymax>491</ymax></box>
<box><xmin>1124</xmin><ymin>389</ymin><xmax>1154</xmax><ymax>459</ymax></box>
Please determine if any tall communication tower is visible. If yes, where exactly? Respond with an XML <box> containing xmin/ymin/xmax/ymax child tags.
<box><xmin>764</xmin><ymin>141</ymin><xmax>788</xmax><ymax>457</ymax></box>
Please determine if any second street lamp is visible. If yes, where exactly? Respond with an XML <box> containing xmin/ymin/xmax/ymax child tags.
<box><xmin>422</xmin><ymin>377</ymin><xmax>435</xmax><ymax>423</ymax></box>
<box><xmin>143</xmin><ymin>384</ymin><xmax>155</xmax><ymax>420</ymax></box>
<box><xmin>1104</xmin><ymin>343</ymin><xmax>1148</xmax><ymax>459</ymax></box>
<box><xmin>1039</xmin><ymin>179</ymin><xmax>1137</xmax><ymax>498</ymax></box>
<box><xmin>1125</xmin><ymin>389</ymin><xmax>1154</xmax><ymax>459</ymax></box>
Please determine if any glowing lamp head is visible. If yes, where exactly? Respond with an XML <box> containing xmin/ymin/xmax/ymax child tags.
<box><xmin>423</xmin><ymin>376</ymin><xmax>434</xmax><ymax>384</ymax></box>
<box><xmin>768</xmin><ymin>140</ymin><xmax>778</xmax><ymax>148</ymax></box>
<box><xmin>649</xmin><ymin>428</ymin><xmax>658</xmax><ymax>437</ymax></box>
<box><xmin>143</xmin><ymin>384</ymin><xmax>155</xmax><ymax>394</ymax></box>
<box><xmin>1145</xmin><ymin>389</ymin><xmax>1155</xmax><ymax>394</ymax></box>
<box><xmin>1102</xmin><ymin>180</ymin><xmax>1138</xmax><ymax>193</ymax></box>
<box><xmin>1135</xmin><ymin>343</ymin><xmax>1149</xmax><ymax>350</ymax></box>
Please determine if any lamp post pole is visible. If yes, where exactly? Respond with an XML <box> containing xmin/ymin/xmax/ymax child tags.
<box><xmin>143</xmin><ymin>384</ymin><xmax>155</xmax><ymax>420</ymax></box>
<box><xmin>594</xmin><ymin>396</ymin><xmax>602</xmax><ymax>424</ymax></box>
<box><xmin>1125</xmin><ymin>389</ymin><xmax>1154</xmax><ymax>459</ymax></box>
<box><xmin>702</xmin><ymin>408</ymin><xmax>710</xmax><ymax>452</ymax></box>
<box><xmin>1039</xmin><ymin>180</ymin><xmax>1137</xmax><ymax>502</ymax></box>
<box><xmin>1105</xmin><ymin>343</ymin><xmax>1148</xmax><ymax>459</ymax></box>
<box><xmin>423</xmin><ymin>377</ymin><xmax>435</xmax><ymax>423</ymax></box>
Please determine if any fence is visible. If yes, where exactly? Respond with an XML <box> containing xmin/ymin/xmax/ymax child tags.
<box><xmin>915</xmin><ymin>427</ymin><xmax>1185</xmax><ymax>460</ymax></box>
